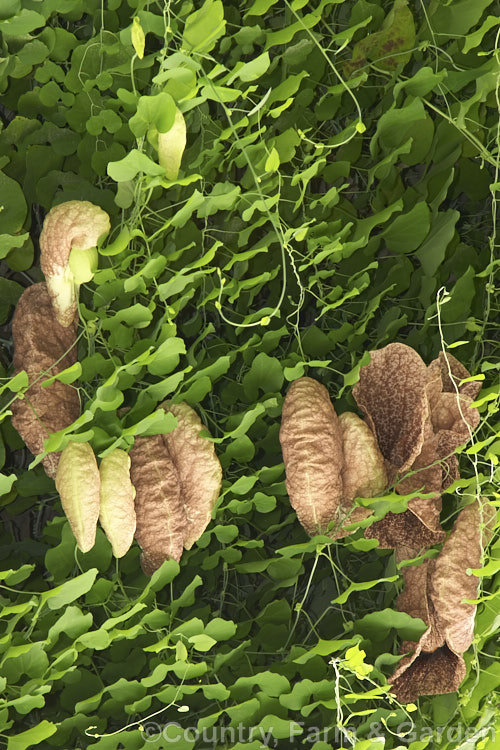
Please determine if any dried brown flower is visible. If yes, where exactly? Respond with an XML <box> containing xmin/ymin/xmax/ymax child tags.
<box><xmin>389</xmin><ymin>500</ymin><xmax>497</xmax><ymax>701</ymax></box>
<box><xmin>11</xmin><ymin>283</ymin><xmax>80</xmax><ymax>478</ymax></box>
<box><xmin>279</xmin><ymin>377</ymin><xmax>344</xmax><ymax>536</ymax></box>
<box><xmin>161</xmin><ymin>401</ymin><xmax>222</xmax><ymax>550</ymax></box>
<box><xmin>130</xmin><ymin>435</ymin><xmax>186</xmax><ymax>575</ymax></box>
<box><xmin>40</xmin><ymin>201</ymin><xmax>110</xmax><ymax>326</ymax></box>
<box><xmin>356</xmin><ymin>345</ymin><xmax>481</xmax><ymax>555</ymax></box>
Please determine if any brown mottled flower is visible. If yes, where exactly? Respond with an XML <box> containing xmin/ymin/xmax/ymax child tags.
<box><xmin>279</xmin><ymin>377</ymin><xmax>344</xmax><ymax>536</ymax></box>
<box><xmin>161</xmin><ymin>401</ymin><xmax>222</xmax><ymax>550</ymax></box>
<box><xmin>389</xmin><ymin>500</ymin><xmax>497</xmax><ymax>701</ymax></box>
<box><xmin>11</xmin><ymin>283</ymin><xmax>80</xmax><ymax>478</ymax></box>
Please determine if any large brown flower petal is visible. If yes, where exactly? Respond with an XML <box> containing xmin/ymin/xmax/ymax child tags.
<box><xmin>161</xmin><ymin>402</ymin><xmax>222</xmax><ymax>550</ymax></box>
<box><xmin>353</xmin><ymin>343</ymin><xmax>429</xmax><ymax>472</ymax></box>
<box><xmin>396</xmin><ymin>559</ymin><xmax>444</xmax><ymax>653</ymax></box>
<box><xmin>390</xmin><ymin>500</ymin><xmax>497</xmax><ymax>700</ymax></box>
<box><xmin>430</xmin><ymin>500</ymin><xmax>497</xmax><ymax>655</ymax></box>
<box><xmin>130</xmin><ymin>435</ymin><xmax>186</xmax><ymax>574</ymax></box>
<box><xmin>280</xmin><ymin>377</ymin><xmax>344</xmax><ymax>536</ymax></box>
<box><xmin>11</xmin><ymin>283</ymin><xmax>80</xmax><ymax>478</ymax></box>
<box><xmin>396</xmin><ymin>432</ymin><xmax>442</xmax><ymax>497</ymax></box>
<box><xmin>365</xmin><ymin>504</ymin><xmax>445</xmax><ymax>552</ymax></box>
<box><xmin>389</xmin><ymin>646</ymin><xmax>466</xmax><ymax>703</ymax></box>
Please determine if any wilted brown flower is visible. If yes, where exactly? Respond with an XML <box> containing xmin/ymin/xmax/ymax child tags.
<box><xmin>280</xmin><ymin>377</ymin><xmax>345</xmax><ymax>536</ymax></box>
<box><xmin>279</xmin><ymin>380</ymin><xmax>391</xmax><ymax>539</ymax></box>
<box><xmin>11</xmin><ymin>283</ymin><xmax>80</xmax><ymax>478</ymax></box>
<box><xmin>355</xmin><ymin>344</ymin><xmax>481</xmax><ymax>555</ymax></box>
<box><xmin>161</xmin><ymin>401</ymin><xmax>222</xmax><ymax>550</ymax></box>
<box><xmin>389</xmin><ymin>500</ymin><xmax>497</xmax><ymax>701</ymax></box>
<box><xmin>130</xmin><ymin>435</ymin><xmax>186</xmax><ymax>575</ymax></box>
<box><xmin>40</xmin><ymin>200</ymin><xmax>110</xmax><ymax>327</ymax></box>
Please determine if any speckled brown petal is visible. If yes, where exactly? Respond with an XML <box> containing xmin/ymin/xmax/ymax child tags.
<box><xmin>396</xmin><ymin>429</ymin><xmax>442</xmax><ymax>497</ymax></box>
<box><xmin>161</xmin><ymin>402</ymin><xmax>222</xmax><ymax>550</ymax></box>
<box><xmin>353</xmin><ymin>343</ymin><xmax>429</xmax><ymax>472</ymax></box>
<box><xmin>55</xmin><ymin>441</ymin><xmax>100</xmax><ymax>553</ymax></box>
<box><xmin>430</xmin><ymin>500</ymin><xmax>497</xmax><ymax>655</ymax></box>
<box><xmin>130</xmin><ymin>435</ymin><xmax>185</xmax><ymax>575</ymax></box>
<box><xmin>280</xmin><ymin>377</ymin><xmax>344</xmax><ymax>536</ymax></box>
<box><xmin>99</xmin><ymin>449</ymin><xmax>136</xmax><ymax>558</ymax></box>
<box><xmin>397</xmin><ymin>560</ymin><xmax>432</xmax><ymax>626</ymax></box>
<box><xmin>389</xmin><ymin>646</ymin><xmax>466</xmax><ymax>703</ymax></box>
<box><xmin>11</xmin><ymin>283</ymin><xmax>80</xmax><ymax>478</ymax></box>
<box><xmin>365</xmin><ymin>504</ymin><xmax>445</xmax><ymax>551</ymax></box>
<box><xmin>396</xmin><ymin>559</ymin><xmax>444</xmax><ymax>654</ymax></box>
<box><xmin>431</xmin><ymin>393</ymin><xmax>480</xmax><ymax>440</ymax></box>
<box><xmin>390</xmin><ymin>500</ymin><xmax>497</xmax><ymax>700</ymax></box>
<box><xmin>441</xmin><ymin>454</ymin><xmax>460</xmax><ymax>490</ymax></box>
<box><xmin>425</xmin><ymin>361</ymin><xmax>443</xmax><ymax>412</ymax></box>
<box><xmin>430</xmin><ymin>352</ymin><xmax>482</xmax><ymax>400</ymax></box>
<box><xmin>367</xmin><ymin>415</ymin><xmax>445</xmax><ymax>552</ymax></box>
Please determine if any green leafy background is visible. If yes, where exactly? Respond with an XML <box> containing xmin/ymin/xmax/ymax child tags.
<box><xmin>0</xmin><ymin>0</ymin><xmax>499</xmax><ymax>748</ymax></box>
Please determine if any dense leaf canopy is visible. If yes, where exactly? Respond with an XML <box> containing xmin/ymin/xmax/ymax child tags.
<box><xmin>0</xmin><ymin>1</ymin><xmax>499</xmax><ymax>748</ymax></box>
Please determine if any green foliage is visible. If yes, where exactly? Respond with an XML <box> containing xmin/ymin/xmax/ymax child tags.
<box><xmin>0</xmin><ymin>0</ymin><xmax>499</xmax><ymax>748</ymax></box>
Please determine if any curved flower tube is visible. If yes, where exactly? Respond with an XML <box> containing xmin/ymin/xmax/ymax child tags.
<box><xmin>40</xmin><ymin>200</ymin><xmax>110</xmax><ymax>326</ymax></box>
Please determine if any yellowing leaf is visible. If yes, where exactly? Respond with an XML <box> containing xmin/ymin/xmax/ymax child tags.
<box><xmin>55</xmin><ymin>442</ymin><xmax>100</xmax><ymax>553</ymax></box>
<box><xmin>157</xmin><ymin>108</ymin><xmax>187</xmax><ymax>181</ymax></box>
<box><xmin>131</xmin><ymin>17</ymin><xmax>146</xmax><ymax>59</ymax></box>
<box><xmin>99</xmin><ymin>449</ymin><xmax>136</xmax><ymax>558</ymax></box>
<box><xmin>265</xmin><ymin>147</ymin><xmax>280</xmax><ymax>173</ymax></box>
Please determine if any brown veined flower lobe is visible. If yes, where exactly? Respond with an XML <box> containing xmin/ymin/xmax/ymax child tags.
<box><xmin>279</xmin><ymin>377</ymin><xmax>344</xmax><ymax>536</ymax></box>
<box><xmin>55</xmin><ymin>441</ymin><xmax>100</xmax><ymax>553</ymax></box>
<box><xmin>99</xmin><ymin>448</ymin><xmax>136</xmax><ymax>558</ymax></box>
<box><xmin>40</xmin><ymin>200</ymin><xmax>110</xmax><ymax>327</ymax></box>
<box><xmin>129</xmin><ymin>435</ymin><xmax>186</xmax><ymax>575</ymax></box>
<box><xmin>352</xmin><ymin>343</ymin><xmax>429</xmax><ymax>473</ymax></box>
<box><xmin>429</xmin><ymin>499</ymin><xmax>497</xmax><ymax>656</ymax></box>
<box><xmin>161</xmin><ymin>401</ymin><xmax>222</xmax><ymax>550</ymax></box>
<box><xmin>389</xmin><ymin>499</ymin><xmax>497</xmax><ymax>701</ymax></box>
<box><xmin>11</xmin><ymin>283</ymin><xmax>80</xmax><ymax>478</ymax></box>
